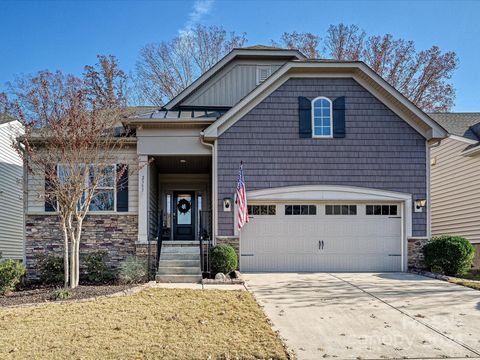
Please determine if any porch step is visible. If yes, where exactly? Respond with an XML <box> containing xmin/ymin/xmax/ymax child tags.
<box><xmin>157</xmin><ymin>266</ymin><xmax>201</xmax><ymax>275</ymax></box>
<box><xmin>156</xmin><ymin>274</ymin><xmax>203</xmax><ymax>283</ymax></box>
<box><xmin>156</xmin><ymin>243</ymin><xmax>202</xmax><ymax>283</ymax></box>
<box><xmin>161</xmin><ymin>246</ymin><xmax>199</xmax><ymax>254</ymax></box>
<box><xmin>158</xmin><ymin>259</ymin><xmax>201</xmax><ymax>267</ymax></box>
<box><xmin>159</xmin><ymin>252</ymin><xmax>200</xmax><ymax>261</ymax></box>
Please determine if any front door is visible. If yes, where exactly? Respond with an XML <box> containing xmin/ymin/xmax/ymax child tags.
<box><xmin>173</xmin><ymin>191</ymin><xmax>195</xmax><ymax>240</ymax></box>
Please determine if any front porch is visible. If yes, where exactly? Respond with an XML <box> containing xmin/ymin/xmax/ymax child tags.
<box><xmin>137</xmin><ymin>154</ymin><xmax>213</xmax><ymax>280</ymax></box>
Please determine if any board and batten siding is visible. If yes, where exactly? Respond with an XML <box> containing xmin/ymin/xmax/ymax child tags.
<box><xmin>216</xmin><ymin>77</ymin><xmax>427</xmax><ymax>237</ymax></box>
<box><xmin>181</xmin><ymin>61</ymin><xmax>283</xmax><ymax>108</ymax></box>
<box><xmin>431</xmin><ymin>137</ymin><xmax>480</xmax><ymax>243</ymax></box>
<box><xmin>26</xmin><ymin>146</ymin><xmax>139</xmax><ymax>214</ymax></box>
<box><xmin>0</xmin><ymin>121</ymin><xmax>24</xmax><ymax>259</ymax></box>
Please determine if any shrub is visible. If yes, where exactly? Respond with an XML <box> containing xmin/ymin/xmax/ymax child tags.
<box><xmin>49</xmin><ymin>288</ymin><xmax>71</xmax><ymax>301</ymax></box>
<box><xmin>36</xmin><ymin>254</ymin><xmax>64</xmax><ymax>285</ymax></box>
<box><xmin>210</xmin><ymin>245</ymin><xmax>238</xmax><ymax>275</ymax></box>
<box><xmin>0</xmin><ymin>259</ymin><xmax>26</xmax><ymax>295</ymax></box>
<box><xmin>118</xmin><ymin>256</ymin><xmax>147</xmax><ymax>284</ymax></box>
<box><xmin>423</xmin><ymin>235</ymin><xmax>475</xmax><ymax>276</ymax></box>
<box><xmin>84</xmin><ymin>251</ymin><xmax>114</xmax><ymax>283</ymax></box>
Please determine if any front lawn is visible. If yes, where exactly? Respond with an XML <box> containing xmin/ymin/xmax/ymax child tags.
<box><xmin>0</xmin><ymin>288</ymin><xmax>289</xmax><ymax>360</ymax></box>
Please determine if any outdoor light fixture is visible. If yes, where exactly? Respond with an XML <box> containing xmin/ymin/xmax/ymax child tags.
<box><xmin>414</xmin><ymin>199</ymin><xmax>427</xmax><ymax>212</ymax></box>
<box><xmin>223</xmin><ymin>198</ymin><xmax>233</xmax><ymax>212</ymax></box>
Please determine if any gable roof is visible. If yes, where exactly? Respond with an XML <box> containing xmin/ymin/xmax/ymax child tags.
<box><xmin>428</xmin><ymin>113</ymin><xmax>480</xmax><ymax>141</ymax></box>
<box><xmin>164</xmin><ymin>46</ymin><xmax>306</xmax><ymax>110</ymax></box>
<box><xmin>202</xmin><ymin>60</ymin><xmax>447</xmax><ymax>141</ymax></box>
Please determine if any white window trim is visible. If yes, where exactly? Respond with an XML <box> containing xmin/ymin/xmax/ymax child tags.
<box><xmin>56</xmin><ymin>163</ymin><xmax>117</xmax><ymax>213</ymax></box>
<box><xmin>311</xmin><ymin>96</ymin><xmax>333</xmax><ymax>138</ymax></box>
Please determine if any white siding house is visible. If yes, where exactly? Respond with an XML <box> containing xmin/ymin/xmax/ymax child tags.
<box><xmin>0</xmin><ymin>117</ymin><xmax>24</xmax><ymax>260</ymax></box>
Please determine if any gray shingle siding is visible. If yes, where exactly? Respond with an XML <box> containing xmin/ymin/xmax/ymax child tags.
<box><xmin>217</xmin><ymin>78</ymin><xmax>427</xmax><ymax>236</ymax></box>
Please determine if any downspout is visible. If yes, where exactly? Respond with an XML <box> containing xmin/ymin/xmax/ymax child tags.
<box><xmin>200</xmin><ymin>132</ymin><xmax>216</xmax><ymax>243</ymax></box>
<box><xmin>426</xmin><ymin>139</ymin><xmax>442</xmax><ymax>239</ymax></box>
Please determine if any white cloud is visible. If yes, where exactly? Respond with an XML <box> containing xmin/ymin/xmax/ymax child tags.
<box><xmin>179</xmin><ymin>0</ymin><xmax>214</xmax><ymax>36</ymax></box>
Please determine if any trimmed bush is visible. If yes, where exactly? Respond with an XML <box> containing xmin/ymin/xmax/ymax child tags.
<box><xmin>210</xmin><ymin>245</ymin><xmax>238</xmax><ymax>275</ymax></box>
<box><xmin>49</xmin><ymin>288</ymin><xmax>71</xmax><ymax>301</ymax></box>
<box><xmin>0</xmin><ymin>259</ymin><xmax>26</xmax><ymax>295</ymax></box>
<box><xmin>423</xmin><ymin>235</ymin><xmax>475</xmax><ymax>276</ymax></box>
<box><xmin>84</xmin><ymin>251</ymin><xmax>114</xmax><ymax>283</ymax></box>
<box><xmin>118</xmin><ymin>256</ymin><xmax>147</xmax><ymax>284</ymax></box>
<box><xmin>36</xmin><ymin>254</ymin><xmax>64</xmax><ymax>285</ymax></box>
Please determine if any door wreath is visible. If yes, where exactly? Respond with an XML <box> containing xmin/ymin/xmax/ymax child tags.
<box><xmin>177</xmin><ymin>198</ymin><xmax>191</xmax><ymax>214</ymax></box>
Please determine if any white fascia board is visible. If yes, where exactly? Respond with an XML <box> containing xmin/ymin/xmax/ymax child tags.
<box><xmin>204</xmin><ymin>62</ymin><xmax>447</xmax><ymax>140</ymax></box>
<box><xmin>461</xmin><ymin>145</ymin><xmax>480</xmax><ymax>157</ymax></box>
<box><xmin>165</xmin><ymin>49</ymin><xmax>306</xmax><ymax>110</ymax></box>
<box><xmin>448</xmin><ymin>134</ymin><xmax>478</xmax><ymax>144</ymax></box>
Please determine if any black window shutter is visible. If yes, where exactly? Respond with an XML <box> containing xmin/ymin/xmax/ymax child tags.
<box><xmin>44</xmin><ymin>165</ymin><xmax>56</xmax><ymax>212</ymax></box>
<box><xmin>116</xmin><ymin>164</ymin><xmax>129</xmax><ymax>212</ymax></box>
<box><xmin>333</xmin><ymin>96</ymin><xmax>346</xmax><ymax>138</ymax></box>
<box><xmin>298</xmin><ymin>96</ymin><xmax>312</xmax><ymax>138</ymax></box>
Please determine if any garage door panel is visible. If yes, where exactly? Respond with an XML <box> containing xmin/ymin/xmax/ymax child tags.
<box><xmin>241</xmin><ymin>202</ymin><xmax>403</xmax><ymax>272</ymax></box>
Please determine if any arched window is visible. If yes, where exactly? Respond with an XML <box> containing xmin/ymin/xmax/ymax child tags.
<box><xmin>311</xmin><ymin>97</ymin><xmax>333</xmax><ymax>138</ymax></box>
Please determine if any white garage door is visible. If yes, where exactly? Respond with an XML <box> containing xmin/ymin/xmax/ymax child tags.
<box><xmin>240</xmin><ymin>203</ymin><xmax>402</xmax><ymax>272</ymax></box>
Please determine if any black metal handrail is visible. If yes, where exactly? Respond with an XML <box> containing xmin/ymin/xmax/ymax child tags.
<box><xmin>199</xmin><ymin>210</ymin><xmax>212</xmax><ymax>273</ymax></box>
<box><xmin>156</xmin><ymin>209</ymin><xmax>164</xmax><ymax>272</ymax></box>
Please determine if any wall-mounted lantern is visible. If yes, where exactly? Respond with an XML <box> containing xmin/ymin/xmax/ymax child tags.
<box><xmin>223</xmin><ymin>198</ymin><xmax>233</xmax><ymax>212</ymax></box>
<box><xmin>414</xmin><ymin>199</ymin><xmax>427</xmax><ymax>213</ymax></box>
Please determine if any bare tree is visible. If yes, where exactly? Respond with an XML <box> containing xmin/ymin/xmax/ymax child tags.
<box><xmin>84</xmin><ymin>55</ymin><xmax>127</xmax><ymax>109</ymax></box>
<box><xmin>135</xmin><ymin>24</ymin><xmax>247</xmax><ymax>105</ymax></box>
<box><xmin>277</xmin><ymin>24</ymin><xmax>458</xmax><ymax>111</ymax></box>
<box><xmin>272</xmin><ymin>31</ymin><xmax>321</xmax><ymax>58</ymax></box>
<box><xmin>7</xmin><ymin>63</ymin><xmax>130</xmax><ymax>289</ymax></box>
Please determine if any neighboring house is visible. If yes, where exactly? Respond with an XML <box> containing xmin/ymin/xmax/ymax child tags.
<box><xmin>24</xmin><ymin>45</ymin><xmax>447</xmax><ymax>280</ymax></box>
<box><xmin>429</xmin><ymin>113</ymin><xmax>480</xmax><ymax>268</ymax></box>
<box><xmin>0</xmin><ymin>114</ymin><xmax>25</xmax><ymax>260</ymax></box>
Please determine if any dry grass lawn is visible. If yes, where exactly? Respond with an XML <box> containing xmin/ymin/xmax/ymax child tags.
<box><xmin>449</xmin><ymin>279</ymin><xmax>480</xmax><ymax>291</ymax></box>
<box><xmin>0</xmin><ymin>288</ymin><xmax>289</xmax><ymax>360</ymax></box>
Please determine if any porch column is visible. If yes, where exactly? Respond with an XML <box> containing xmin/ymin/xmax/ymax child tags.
<box><xmin>137</xmin><ymin>155</ymin><xmax>149</xmax><ymax>243</ymax></box>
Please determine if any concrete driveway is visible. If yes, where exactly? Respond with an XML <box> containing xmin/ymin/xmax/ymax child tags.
<box><xmin>244</xmin><ymin>272</ymin><xmax>480</xmax><ymax>360</ymax></box>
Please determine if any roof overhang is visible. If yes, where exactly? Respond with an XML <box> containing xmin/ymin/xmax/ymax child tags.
<box><xmin>202</xmin><ymin>61</ymin><xmax>448</xmax><ymax>141</ymax></box>
<box><xmin>125</xmin><ymin>118</ymin><xmax>215</xmax><ymax>128</ymax></box>
<box><xmin>164</xmin><ymin>48</ymin><xmax>306</xmax><ymax>110</ymax></box>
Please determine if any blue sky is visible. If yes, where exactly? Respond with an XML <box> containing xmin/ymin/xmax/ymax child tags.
<box><xmin>1</xmin><ymin>0</ymin><xmax>479</xmax><ymax>111</ymax></box>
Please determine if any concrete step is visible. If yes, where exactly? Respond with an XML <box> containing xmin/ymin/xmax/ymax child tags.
<box><xmin>160</xmin><ymin>252</ymin><xmax>200</xmax><ymax>261</ymax></box>
<box><xmin>158</xmin><ymin>259</ymin><xmax>201</xmax><ymax>267</ymax></box>
<box><xmin>161</xmin><ymin>246</ymin><xmax>199</xmax><ymax>254</ymax></box>
<box><xmin>162</xmin><ymin>240</ymin><xmax>200</xmax><ymax>246</ymax></box>
<box><xmin>157</xmin><ymin>266</ymin><xmax>201</xmax><ymax>275</ymax></box>
<box><xmin>156</xmin><ymin>274</ymin><xmax>202</xmax><ymax>283</ymax></box>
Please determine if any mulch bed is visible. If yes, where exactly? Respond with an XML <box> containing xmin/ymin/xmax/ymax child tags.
<box><xmin>0</xmin><ymin>284</ymin><xmax>137</xmax><ymax>307</ymax></box>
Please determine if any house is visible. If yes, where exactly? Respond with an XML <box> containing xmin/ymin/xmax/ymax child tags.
<box><xmin>0</xmin><ymin>114</ymin><xmax>25</xmax><ymax>261</ymax></box>
<box><xmin>24</xmin><ymin>46</ymin><xmax>447</xmax><ymax>281</ymax></box>
<box><xmin>429</xmin><ymin>113</ymin><xmax>480</xmax><ymax>268</ymax></box>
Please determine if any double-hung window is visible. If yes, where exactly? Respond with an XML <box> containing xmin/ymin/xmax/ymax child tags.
<box><xmin>312</xmin><ymin>97</ymin><xmax>333</xmax><ymax>138</ymax></box>
<box><xmin>57</xmin><ymin>164</ymin><xmax>116</xmax><ymax>212</ymax></box>
<box><xmin>89</xmin><ymin>165</ymin><xmax>116</xmax><ymax>211</ymax></box>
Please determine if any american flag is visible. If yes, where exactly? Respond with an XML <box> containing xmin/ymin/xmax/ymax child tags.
<box><xmin>235</xmin><ymin>163</ymin><xmax>249</xmax><ymax>230</ymax></box>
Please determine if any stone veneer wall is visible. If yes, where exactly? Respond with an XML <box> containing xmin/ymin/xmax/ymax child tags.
<box><xmin>25</xmin><ymin>214</ymin><xmax>140</xmax><ymax>280</ymax></box>
<box><xmin>407</xmin><ymin>238</ymin><xmax>429</xmax><ymax>269</ymax></box>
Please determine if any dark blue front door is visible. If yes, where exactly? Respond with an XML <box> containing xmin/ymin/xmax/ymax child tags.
<box><xmin>173</xmin><ymin>191</ymin><xmax>195</xmax><ymax>240</ymax></box>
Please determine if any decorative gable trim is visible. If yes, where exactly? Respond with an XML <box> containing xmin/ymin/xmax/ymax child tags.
<box><xmin>164</xmin><ymin>48</ymin><xmax>306</xmax><ymax>110</ymax></box>
<box><xmin>202</xmin><ymin>62</ymin><xmax>448</xmax><ymax>141</ymax></box>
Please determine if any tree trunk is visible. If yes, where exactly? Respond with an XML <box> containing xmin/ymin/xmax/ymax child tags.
<box><xmin>60</xmin><ymin>215</ymin><xmax>70</xmax><ymax>288</ymax></box>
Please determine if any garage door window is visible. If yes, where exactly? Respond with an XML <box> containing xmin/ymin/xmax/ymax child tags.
<box><xmin>285</xmin><ymin>205</ymin><xmax>316</xmax><ymax>215</ymax></box>
<box><xmin>325</xmin><ymin>205</ymin><xmax>357</xmax><ymax>215</ymax></box>
<box><xmin>247</xmin><ymin>205</ymin><xmax>276</xmax><ymax>215</ymax></box>
<box><xmin>366</xmin><ymin>205</ymin><xmax>397</xmax><ymax>216</ymax></box>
